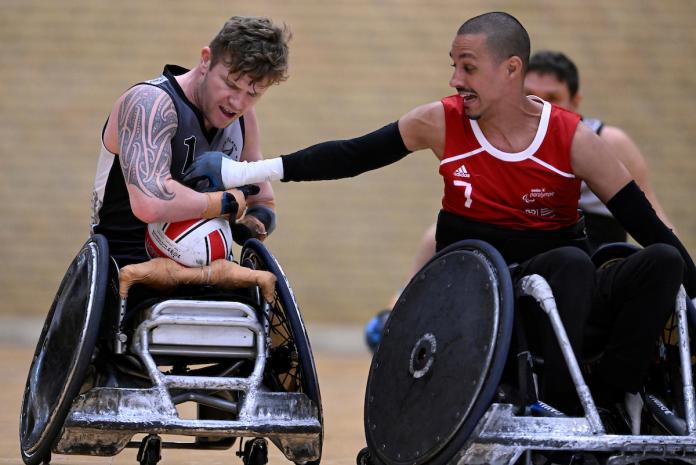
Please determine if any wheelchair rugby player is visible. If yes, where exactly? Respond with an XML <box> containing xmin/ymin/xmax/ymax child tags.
<box><xmin>179</xmin><ymin>11</ymin><xmax>696</xmax><ymax>464</ymax></box>
<box><xmin>20</xmin><ymin>15</ymin><xmax>324</xmax><ymax>465</ymax></box>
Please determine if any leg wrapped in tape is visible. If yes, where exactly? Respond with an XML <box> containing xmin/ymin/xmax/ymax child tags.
<box><xmin>118</xmin><ymin>258</ymin><xmax>277</xmax><ymax>303</ymax></box>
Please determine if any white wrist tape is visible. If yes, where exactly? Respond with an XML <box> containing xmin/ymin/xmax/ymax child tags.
<box><xmin>221</xmin><ymin>157</ymin><xmax>284</xmax><ymax>188</ymax></box>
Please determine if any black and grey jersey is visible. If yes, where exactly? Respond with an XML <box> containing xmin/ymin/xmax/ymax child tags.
<box><xmin>90</xmin><ymin>65</ymin><xmax>245</xmax><ymax>266</ymax></box>
<box><xmin>578</xmin><ymin>116</ymin><xmax>610</xmax><ymax>216</ymax></box>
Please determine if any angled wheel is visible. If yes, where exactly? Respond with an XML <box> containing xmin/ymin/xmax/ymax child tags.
<box><xmin>19</xmin><ymin>235</ymin><xmax>109</xmax><ymax>465</ymax></box>
<box><xmin>364</xmin><ymin>239</ymin><xmax>514</xmax><ymax>465</ymax></box>
<box><xmin>240</xmin><ymin>239</ymin><xmax>323</xmax><ymax>464</ymax></box>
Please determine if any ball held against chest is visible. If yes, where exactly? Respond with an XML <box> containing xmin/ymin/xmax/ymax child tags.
<box><xmin>145</xmin><ymin>217</ymin><xmax>233</xmax><ymax>267</ymax></box>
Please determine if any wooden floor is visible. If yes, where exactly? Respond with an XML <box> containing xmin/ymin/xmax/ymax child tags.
<box><xmin>0</xmin><ymin>343</ymin><xmax>372</xmax><ymax>465</ymax></box>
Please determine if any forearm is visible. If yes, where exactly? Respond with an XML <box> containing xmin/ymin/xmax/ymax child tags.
<box><xmin>607</xmin><ymin>180</ymin><xmax>696</xmax><ymax>295</ymax></box>
<box><xmin>280</xmin><ymin>121</ymin><xmax>411</xmax><ymax>182</ymax></box>
<box><xmin>642</xmin><ymin>187</ymin><xmax>677</xmax><ymax>232</ymax></box>
<box><xmin>184</xmin><ymin>122</ymin><xmax>411</xmax><ymax>189</ymax></box>
<box><xmin>129</xmin><ymin>181</ymin><xmax>240</xmax><ymax>223</ymax></box>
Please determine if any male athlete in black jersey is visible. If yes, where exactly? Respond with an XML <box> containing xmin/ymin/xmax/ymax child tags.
<box><xmin>91</xmin><ymin>16</ymin><xmax>289</xmax><ymax>267</ymax></box>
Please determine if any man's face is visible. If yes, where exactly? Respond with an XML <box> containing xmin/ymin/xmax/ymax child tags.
<box><xmin>523</xmin><ymin>71</ymin><xmax>579</xmax><ymax>112</ymax></box>
<box><xmin>198</xmin><ymin>58</ymin><xmax>270</xmax><ymax>129</ymax></box>
<box><xmin>449</xmin><ymin>33</ymin><xmax>511</xmax><ymax>120</ymax></box>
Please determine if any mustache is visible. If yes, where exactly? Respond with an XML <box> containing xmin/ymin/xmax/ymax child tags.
<box><xmin>456</xmin><ymin>87</ymin><xmax>477</xmax><ymax>95</ymax></box>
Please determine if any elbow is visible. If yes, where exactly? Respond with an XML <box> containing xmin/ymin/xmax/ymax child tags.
<box><xmin>130</xmin><ymin>197</ymin><xmax>168</xmax><ymax>224</ymax></box>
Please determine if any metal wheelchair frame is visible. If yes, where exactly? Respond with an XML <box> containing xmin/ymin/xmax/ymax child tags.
<box><xmin>456</xmin><ymin>277</ymin><xmax>696</xmax><ymax>465</ymax></box>
<box><xmin>20</xmin><ymin>236</ymin><xmax>322</xmax><ymax>465</ymax></box>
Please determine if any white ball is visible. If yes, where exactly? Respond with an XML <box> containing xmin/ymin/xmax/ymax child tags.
<box><xmin>145</xmin><ymin>218</ymin><xmax>233</xmax><ymax>267</ymax></box>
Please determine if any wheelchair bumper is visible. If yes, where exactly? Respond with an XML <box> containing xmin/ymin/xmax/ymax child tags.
<box><xmin>54</xmin><ymin>387</ymin><xmax>321</xmax><ymax>460</ymax></box>
<box><xmin>54</xmin><ymin>297</ymin><xmax>322</xmax><ymax>462</ymax></box>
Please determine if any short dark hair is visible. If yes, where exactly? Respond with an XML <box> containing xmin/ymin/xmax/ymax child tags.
<box><xmin>457</xmin><ymin>12</ymin><xmax>530</xmax><ymax>70</ymax></box>
<box><xmin>209</xmin><ymin>16</ymin><xmax>292</xmax><ymax>87</ymax></box>
<box><xmin>528</xmin><ymin>50</ymin><xmax>580</xmax><ymax>98</ymax></box>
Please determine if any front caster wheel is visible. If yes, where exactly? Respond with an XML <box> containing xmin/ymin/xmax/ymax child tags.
<box><xmin>238</xmin><ymin>438</ymin><xmax>268</xmax><ymax>465</ymax></box>
<box><xmin>136</xmin><ymin>434</ymin><xmax>161</xmax><ymax>465</ymax></box>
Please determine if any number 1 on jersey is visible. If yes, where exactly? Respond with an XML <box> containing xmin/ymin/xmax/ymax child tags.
<box><xmin>182</xmin><ymin>136</ymin><xmax>197</xmax><ymax>174</ymax></box>
<box><xmin>453</xmin><ymin>180</ymin><xmax>473</xmax><ymax>208</ymax></box>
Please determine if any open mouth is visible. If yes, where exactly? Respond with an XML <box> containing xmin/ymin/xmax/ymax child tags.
<box><xmin>220</xmin><ymin>106</ymin><xmax>238</xmax><ymax>119</ymax></box>
<box><xmin>460</xmin><ymin>92</ymin><xmax>477</xmax><ymax>103</ymax></box>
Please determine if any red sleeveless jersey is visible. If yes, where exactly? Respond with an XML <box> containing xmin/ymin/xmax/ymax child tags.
<box><xmin>438</xmin><ymin>95</ymin><xmax>582</xmax><ymax>230</ymax></box>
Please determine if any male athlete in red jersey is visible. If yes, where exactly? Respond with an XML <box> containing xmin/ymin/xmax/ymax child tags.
<box><xmin>184</xmin><ymin>12</ymin><xmax>695</xmax><ymax>418</ymax></box>
<box><xmin>439</xmin><ymin>94</ymin><xmax>581</xmax><ymax>231</ymax></box>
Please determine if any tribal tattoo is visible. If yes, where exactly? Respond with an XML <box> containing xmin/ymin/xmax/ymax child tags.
<box><xmin>118</xmin><ymin>86</ymin><xmax>177</xmax><ymax>200</ymax></box>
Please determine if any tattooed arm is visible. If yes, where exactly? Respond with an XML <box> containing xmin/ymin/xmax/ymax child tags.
<box><xmin>114</xmin><ymin>84</ymin><xmax>238</xmax><ymax>223</ymax></box>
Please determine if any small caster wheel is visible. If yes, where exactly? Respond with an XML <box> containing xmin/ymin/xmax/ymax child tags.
<box><xmin>356</xmin><ymin>447</ymin><xmax>372</xmax><ymax>465</ymax></box>
<box><xmin>137</xmin><ymin>434</ymin><xmax>162</xmax><ymax>465</ymax></box>
<box><xmin>237</xmin><ymin>438</ymin><xmax>268</xmax><ymax>465</ymax></box>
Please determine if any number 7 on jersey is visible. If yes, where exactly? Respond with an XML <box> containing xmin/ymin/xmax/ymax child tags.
<box><xmin>453</xmin><ymin>180</ymin><xmax>473</xmax><ymax>208</ymax></box>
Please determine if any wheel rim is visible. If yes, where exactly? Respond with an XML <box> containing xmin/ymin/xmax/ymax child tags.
<box><xmin>364</xmin><ymin>240</ymin><xmax>514</xmax><ymax>465</ymax></box>
<box><xmin>240</xmin><ymin>240</ymin><xmax>320</xmax><ymax>402</ymax></box>
<box><xmin>240</xmin><ymin>239</ymin><xmax>323</xmax><ymax>463</ymax></box>
<box><xmin>19</xmin><ymin>236</ymin><xmax>108</xmax><ymax>461</ymax></box>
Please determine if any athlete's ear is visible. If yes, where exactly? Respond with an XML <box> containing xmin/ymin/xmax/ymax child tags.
<box><xmin>200</xmin><ymin>47</ymin><xmax>212</xmax><ymax>73</ymax></box>
<box><xmin>507</xmin><ymin>56</ymin><xmax>523</xmax><ymax>79</ymax></box>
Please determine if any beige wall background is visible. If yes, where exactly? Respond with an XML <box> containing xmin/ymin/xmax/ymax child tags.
<box><xmin>1</xmin><ymin>0</ymin><xmax>695</xmax><ymax>324</ymax></box>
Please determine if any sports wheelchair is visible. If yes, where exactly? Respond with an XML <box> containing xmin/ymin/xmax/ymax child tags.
<box><xmin>358</xmin><ymin>240</ymin><xmax>696</xmax><ymax>465</ymax></box>
<box><xmin>19</xmin><ymin>234</ymin><xmax>323</xmax><ymax>465</ymax></box>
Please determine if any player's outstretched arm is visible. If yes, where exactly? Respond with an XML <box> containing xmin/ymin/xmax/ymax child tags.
<box><xmin>117</xmin><ymin>85</ymin><xmax>245</xmax><ymax>222</ymax></box>
<box><xmin>181</xmin><ymin>101</ymin><xmax>446</xmax><ymax>188</ymax></box>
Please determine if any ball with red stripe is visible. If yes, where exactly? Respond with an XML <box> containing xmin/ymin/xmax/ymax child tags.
<box><xmin>145</xmin><ymin>218</ymin><xmax>233</xmax><ymax>267</ymax></box>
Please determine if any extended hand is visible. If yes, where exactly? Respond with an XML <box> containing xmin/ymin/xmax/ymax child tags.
<box><xmin>183</xmin><ymin>151</ymin><xmax>227</xmax><ymax>192</ymax></box>
<box><xmin>184</xmin><ymin>152</ymin><xmax>284</xmax><ymax>191</ymax></box>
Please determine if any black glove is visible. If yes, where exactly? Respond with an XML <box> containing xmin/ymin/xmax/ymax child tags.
<box><xmin>230</xmin><ymin>204</ymin><xmax>276</xmax><ymax>246</ymax></box>
<box><xmin>231</xmin><ymin>222</ymin><xmax>255</xmax><ymax>246</ymax></box>
<box><xmin>237</xmin><ymin>184</ymin><xmax>260</xmax><ymax>198</ymax></box>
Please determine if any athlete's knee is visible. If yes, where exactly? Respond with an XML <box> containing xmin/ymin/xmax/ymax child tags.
<box><xmin>638</xmin><ymin>243</ymin><xmax>684</xmax><ymax>285</ymax></box>
<box><xmin>543</xmin><ymin>246</ymin><xmax>595</xmax><ymax>279</ymax></box>
<box><xmin>535</xmin><ymin>247</ymin><xmax>594</xmax><ymax>325</ymax></box>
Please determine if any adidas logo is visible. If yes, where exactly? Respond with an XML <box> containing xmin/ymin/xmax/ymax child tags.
<box><xmin>454</xmin><ymin>164</ymin><xmax>470</xmax><ymax>178</ymax></box>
